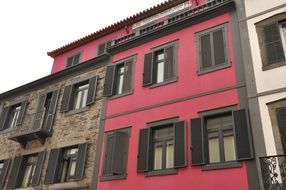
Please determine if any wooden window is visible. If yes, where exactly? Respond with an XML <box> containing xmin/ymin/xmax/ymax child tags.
<box><xmin>66</xmin><ymin>53</ymin><xmax>81</xmax><ymax>68</ymax></box>
<box><xmin>97</xmin><ymin>40</ymin><xmax>112</xmax><ymax>56</ymax></box>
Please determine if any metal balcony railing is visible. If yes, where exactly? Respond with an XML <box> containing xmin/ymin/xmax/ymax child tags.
<box><xmin>260</xmin><ymin>155</ymin><xmax>286</xmax><ymax>190</ymax></box>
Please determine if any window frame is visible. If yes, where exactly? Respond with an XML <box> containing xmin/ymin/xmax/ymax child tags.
<box><xmin>65</xmin><ymin>52</ymin><xmax>82</xmax><ymax>68</ymax></box>
<box><xmin>59</xmin><ymin>147</ymin><xmax>79</xmax><ymax>183</ymax></box>
<box><xmin>21</xmin><ymin>155</ymin><xmax>38</xmax><ymax>188</ymax></box>
<box><xmin>196</xmin><ymin>23</ymin><xmax>230</xmax><ymax>75</ymax></box>
<box><xmin>101</xmin><ymin>127</ymin><xmax>130</xmax><ymax>181</ymax></box>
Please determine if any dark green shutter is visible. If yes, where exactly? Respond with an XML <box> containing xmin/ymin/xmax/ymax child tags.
<box><xmin>44</xmin><ymin>149</ymin><xmax>62</xmax><ymax>184</ymax></box>
<box><xmin>103</xmin><ymin>134</ymin><xmax>115</xmax><ymax>175</ymax></box>
<box><xmin>137</xmin><ymin>128</ymin><xmax>149</xmax><ymax>172</ymax></box>
<box><xmin>122</xmin><ymin>60</ymin><xmax>133</xmax><ymax>93</ymax></box>
<box><xmin>143</xmin><ymin>53</ymin><xmax>153</xmax><ymax>86</ymax></box>
<box><xmin>31</xmin><ymin>152</ymin><xmax>46</xmax><ymax>186</ymax></box>
<box><xmin>16</xmin><ymin>100</ymin><xmax>27</xmax><ymax>126</ymax></box>
<box><xmin>264</xmin><ymin>23</ymin><xmax>285</xmax><ymax>64</ymax></box>
<box><xmin>74</xmin><ymin>143</ymin><xmax>88</xmax><ymax>181</ymax></box>
<box><xmin>0</xmin><ymin>159</ymin><xmax>10</xmax><ymax>190</ymax></box>
<box><xmin>45</xmin><ymin>89</ymin><xmax>59</xmax><ymax>132</ymax></box>
<box><xmin>103</xmin><ymin>65</ymin><xmax>115</xmax><ymax>97</ymax></box>
<box><xmin>0</xmin><ymin>107</ymin><xmax>9</xmax><ymax>131</ymax></box>
<box><xmin>60</xmin><ymin>85</ymin><xmax>73</xmax><ymax>112</ymax></box>
<box><xmin>200</xmin><ymin>34</ymin><xmax>212</xmax><ymax>69</ymax></box>
<box><xmin>33</xmin><ymin>94</ymin><xmax>47</xmax><ymax>129</ymax></box>
<box><xmin>86</xmin><ymin>77</ymin><xmax>98</xmax><ymax>106</ymax></box>
<box><xmin>73</xmin><ymin>53</ymin><xmax>81</xmax><ymax>65</ymax></box>
<box><xmin>276</xmin><ymin>107</ymin><xmax>286</xmax><ymax>153</ymax></box>
<box><xmin>6</xmin><ymin>156</ymin><xmax>25</xmax><ymax>189</ymax></box>
<box><xmin>190</xmin><ymin>118</ymin><xmax>205</xmax><ymax>165</ymax></box>
<box><xmin>97</xmin><ymin>43</ymin><xmax>106</xmax><ymax>56</ymax></box>
<box><xmin>164</xmin><ymin>45</ymin><xmax>175</xmax><ymax>81</ymax></box>
<box><xmin>66</xmin><ymin>57</ymin><xmax>74</xmax><ymax>68</ymax></box>
<box><xmin>112</xmin><ymin>131</ymin><xmax>128</xmax><ymax>174</ymax></box>
<box><xmin>174</xmin><ymin>121</ymin><xmax>186</xmax><ymax>168</ymax></box>
<box><xmin>213</xmin><ymin>29</ymin><xmax>226</xmax><ymax>65</ymax></box>
<box><xmin>233</xmin><ymin>109</ymin><xmax>253</xmax><ymax>160</ymax></box>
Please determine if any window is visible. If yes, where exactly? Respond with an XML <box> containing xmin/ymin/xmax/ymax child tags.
<box><xmin>256</xmin><ymin>12</ymin><xmax>286</xmax><ymax>70</ymax></box>
<box><xmin>44</xmin><ymin>143</ymin><xmax>87</xmax><ymax>184</ymax></box>
<box><xmin>60</xmin><ymin>76</ymin><xmax>98</xmax><ymax>113</ymax></box>
<box><xmin>6</xmin><ymin>152</ymin><xmax>45</xmax><ymax>189</ymax></box>
<box><xmin>66</xmin><ymin>53</ymin><xmax>81</xmax><ymax>68</ymax></box>
<box><xmin>97</xmin><ymin>40</ymin><xmax>113</xmax><ymax>56</ymax></box>
<box><xmin>33</xmin><ymin>89</ymin><xmax>59</xmax><ymax>132</ymax></box>
<box><xmin>0</xmin><ymin>159</ymin><xmax>10</xmax><ymax>190</ymax></box>
<box><xmin>137</xmin><ymin>119</ymin><xmax>186</xmax><ymax>175</ymax></box>
<box><xmin>103</xmin><ymin>57</ymin><xmax>135</xmax><ymax>97</ymax></box>
<box><xmin>191</xmin><ymin>109</ymin><xmax>253</xmax><ymax>167</ymax></box>
<box><xmin>0</xmin><ymin>101</ymin><xmax>27</xmax><ymax>131</ymax></box>
<box><xmin>143</xmin><ymin>41</ymin><xmax>177</xmax><ymax>86</ymax></box>
<box><xmin>101</xmin><ymin>128</ymin><xmax>130</xmax><ymax>180</ymax></box>
<box><xmin>197</xmin><ymin>24</ymin><xmax>229</xmax><ymax>73</ymax></box>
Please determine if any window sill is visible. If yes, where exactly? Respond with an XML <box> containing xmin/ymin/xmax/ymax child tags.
<box><xmin>46</xmin><ymin>181</ymin><xmax>89</xmax><ymax>190</ymax></box>
<box><xmin>65</xmin><ymin>106</ymin><xmax>89</xmax><ymax>116</ymax></box>
<box><xmin>262</xmin><ymin>60</ymin><xmax>286</xmax><ymax>71</ymax></box>
<box><xmin>197</xmin><ymin>63</ymin><xmax>231</xmax><ymax>75</ymax></box>
<box><xmin>109</xmin><ymin>90</ymin><xmax>133</xmax><ymax>100</ymax></box>
<box><xmin>100</xmin><ymin>174</ymin><xmax>127</xmax><ymax>181</ymax></box>
<box><xmin>149</xmin><ymin>77</ymin><xmax>177</xmax><ymax>89</ymax></box>
<box><xmin>202</xmin><ymin>161</ymin><xmax>242</xmax><ymax>171</ymax></box>
<box><xmin>145</xmin><ymin>168</ymin><xmax>177</xmax><ymax>177</ymax></box>
<box><xmin>14</xmin><ymin>187</ymin><xmax>34</xmax><ymax>190</ymax></box>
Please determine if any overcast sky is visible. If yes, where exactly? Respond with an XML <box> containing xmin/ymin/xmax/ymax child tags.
<box><xmin>0</xmin><ymin>0</ymin><xmax>167</xmax><ymax>93</ymax></box>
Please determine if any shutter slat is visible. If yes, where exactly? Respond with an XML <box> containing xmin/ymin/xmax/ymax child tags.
<box><xmin>31</xmin><ymin>152</ymin><xmax>46</xmax><ymax>186</ymax></box>
<box><xmin>137</xmin><ymin>128</ymin><xmax>149</xmax><ymax>172</ymax></box>
<box><xmin>74</xmin><ymin>143</ymin><xmax>88</xmax><ymax>181</ymax></box>
<box><xmin>122</xmin><ymin>60</ymin><xmax>133</xmax><ymax>93</ymax></box>
<box><xmin>174</xmin><ymin>121</ymin><xmax>186</xmax><ymax>168</ymax></box>
<box><xmin>86</xmin><ymin>76</ymin><xmax>98</xmax><ymax>106</ymax></box>
<box><xmin>233</xmin><ymin>109</ymin><xmax>253</xmax><ymax>160</ymax></box>
<box><xmin>33</xmin><ymin>94</ymin><xmax>47</xmax><ymax>130</ymax></box>
<box><xmin>103</xmin><ymin>65</ymin><xmax>115</xmax><ymax>97</ymax></box>
<box><xmin>164</xmin><ymin>45</ymin><xmax>175</xmax><ymax>81</ymax></box>
<box><xmin>276</xmin><ymin>107</ymin><xmax>286</xmax><ymax>154</ymax></box>
<box><xmin>6</xmin><ymin>156</ymin><xmax>24</xmax><ymax>189</ymax></box>
<box><xmin>44</xmin><ymin>89</ymin><xmax>60</xmax><ymax>132</ymax></box>
<box><xmin>60</xmin><ymin>85</ymin><xmax>73</xmax><ymax>112</ymax></box>
<box><xmin>16</xmin><ymin>100</ymin><xmax>27</xmax><ymax>126</ymax></box>
<box><xmin>0</xmin><ymin>159</ymin><xmax>10</xmax><ymax>190</ymax></box>
<box><xmin>44</xmin><ymin>149</ymin><xmax>62</xmax><ymax>184</ymax></box>
<box><xmin>0</xmin><ymin>107</ymin><xmax>9</xmax><ymax>131</ymax></box>
<box><xmin>112</xmin><ymin>131</ymin><xmax>128</xmax><ymax>174</ymax></box>
<box><xmin>190</xmin><ymin>118</ymin><xmax>205</xmax><ymax>165</ymax></box>
<box><xmin>143</xmin><ymin>53</ymin><xmax>153</xmax><ymax>86</ymax></box>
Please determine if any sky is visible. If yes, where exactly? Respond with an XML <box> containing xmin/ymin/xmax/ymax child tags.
<box><xmin>0</xmin><ymin>0</ymin><xmax>167</xmax><ymax>93</ymax></box>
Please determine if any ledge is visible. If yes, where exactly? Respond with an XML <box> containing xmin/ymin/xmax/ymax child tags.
<box><xmin>202</xmin><ymin>161</ymin><xmax>242</xmax><ymax>171</ymax></box>
<box><xmin>145</xmin><ymin>168</ymin><xmax>178</xmax><ymax>177</ymax></box>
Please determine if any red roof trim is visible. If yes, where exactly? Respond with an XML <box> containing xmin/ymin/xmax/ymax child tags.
<box><xmin>47</xmin><ymin>0</ymin><xmax>188</xmax><ymax>58</ymax></box>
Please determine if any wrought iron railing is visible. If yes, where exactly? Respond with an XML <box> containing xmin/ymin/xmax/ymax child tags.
<box><xmin>260</xmin><ymin>155</ymin><xmax>286</xmax><ymax>190</ymax></box>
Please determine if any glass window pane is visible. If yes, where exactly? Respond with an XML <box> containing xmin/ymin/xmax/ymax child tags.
<box><xmin>82</xmin><ymin>88</ymin><xmax>88</xmax><ymax>108</ymax></box>
<box><xmin>206</xmin><ymin>117</ymin><xmax>221</xmax><ymax>130</ymax></box>
<box><xmin>22</xmin><ymin>165</ymin><xmax>32</xmax><ymax>187</ymax></box>
<box><xmin>166</xmin><ymin>140</ymin><xmax>174</xmax><ymax>169</ymax></box>
<box><xmin>153</xmin><ymin>142</ymin><xmax>163</xmax><ymax>170</ymax></box>
<box><xmin>69</xmin><ymin>160</ymin><xmax>77</xmax><ymax>178</ymax></box>
<box><xmin>224</xmin><ymin>135</ymin><xmax>236</xmax><ymax>162</ymax></box>
<box><xmin>157</xmin><ymin>52</ymin><xmax>164</xmax><ymax>61</ymax></box>
<box><xmin>208</xmin><ymin>134</ymin><xmax>220</xmax><ymax>163</ymax></box>
<box><xmin>157</xmin><ymin>61</ymin><xmax>164</xmax><ymax>83</ymax></box>
<box><xmin>60</xmin><ymin>161</ymin><xmax>68</xmax><ymax>182</ymax></box>
<box><xmin>0</xmin><ymin>162</ymin><xmax>3</xmax><ymax>175</ymax></box>
<box><xmin>117</xmin><ymin>73</ymin><xmax>124</xmax><ymax>95</ymax></box>
<box><xmin>74</xmin><ymin>90</ymin><xmax>82</xmax><ymax>109</ymax></box>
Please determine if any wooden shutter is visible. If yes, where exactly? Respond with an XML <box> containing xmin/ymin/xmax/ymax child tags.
<box><xmin>213</xmin><ymin>29</ymin><xmax>226</xmax><ymax>65</ymax></box>
<box><xmin>0</xmin><ymin>107</ymin><xmax>9</xmax><ymax>131</ymax></box>
<box><xmin>276</xmin><ymin>107</ymin><xmax>286</xmax><ymax>154</ymax></box>
<box><xmin>86</xmin><ymin>77</ymin><xmax>98</xmax><ymax>106</ymax></box>
<box><xmin>73</xmin><ymin>53</ymin><xmax>81</xmax><ymax>65</ymax></box>
<box><xmin>233</xmin><ymin>109</ymin><xmax>253</xmax><ymax>160</ymax></box>
<box><xmin>33</xmin><ymin>94</ymin><xmax>47</xmax><ymax>129</ymax></box>
<box><xmin>60</xmin><ymin>85</ymin><xmax>73</xmax><ymax>112</ymax></box>
<box><xmin>66</xmin><ymin>57</ymin><xmax>74</xmax><ymax>68</ymax></box>
<box><xmin>74</xmin><ymin>143</ymin><xmax>88</xmax><ymax>181</ymax></box>
<box><xmin>44</xmin><ymin>89</ymin><xmax>59</xmax><ymax>132</ymax></box>
<box><xmin>112</xmin><ymin>131</ymin><xmax>128</xmax><ymax>174</ymax></box>
<box><xmin>190</xmin><ymin>118</ymin><xmax>205</xmax><ymax>165</ymax></box>
<box><xmin>0</xmin><ymin>159</ymin><xmax>10</xmax><ymax>190</ymax></box>
<box><xmin>16</xmin><ymin>100</ymin><xmax>27</xmax><ymax>126</ymax></box>
<box><xmin>6</xmin><ymin>156</ymin><xmax>25</xmax><ymax>189</ymax></box>
<box><xmin>102</xmin><ymin>134</ymin><xmax>115</xmax><ymax>175</ymax></box>
<box><xmin>44</xmin><ymin>149</ymin><xmax>62</xmax><ymax>184</ymax></box>
<box><xmin>137</xmin><ymin>128</ymin><xmax>149</xmax><ymax>172</ymax></box>
<box><xmin>31</xmin><ymin>152</ymin><xmax>46</xmax><ymax>186</ymax></box>
<box><xmin>97</xmin><ymin>43</ymin><xmax>106</xmax><ymax>56</ymax></box>
<box><xmin>200</xmin><ymin>34</ymin><xmax>212</xmax><ymax>69</ymax></box>
<box><xmin>174</xmin><ymin>121</ymin><xmax>186</xmax><ymax>168</ymax></box>
<box><xmin>106</xmin><ymin>40</ymin><xmax>112</xmax><ymax>48</ymax></box>
<box><xmin>103</xmin><ymin>65</ymin><xmax>115</xmax><ymax>97</ymax></box>
<box><xmin>164</xmin><ymin>45</ymin><xmax>175</xmax><ymax>81</ymax></box>
<box><xmin>264</xmin><ymin>23</ymin><xmax>285</xmax><ymax>64</ymax></box>
<box><xmin>143</xmin><ymin>53</ymin><xmax>153</xmax><ymax>86</ymax></box>
<box><xmin>122</xmin><ymin>60</ymin><xmax>133</xmax><ymax>93</ymax></box>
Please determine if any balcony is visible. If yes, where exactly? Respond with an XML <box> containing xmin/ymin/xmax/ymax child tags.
<box><xmin>260</xmin><ymin>155</ymin><xmax>286</xmax><ymax>190</ymax></box>
<box><xmin>5</xmin><ymin>111</ymin><xmax>53</xmax><ymax>147</ymax></box>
